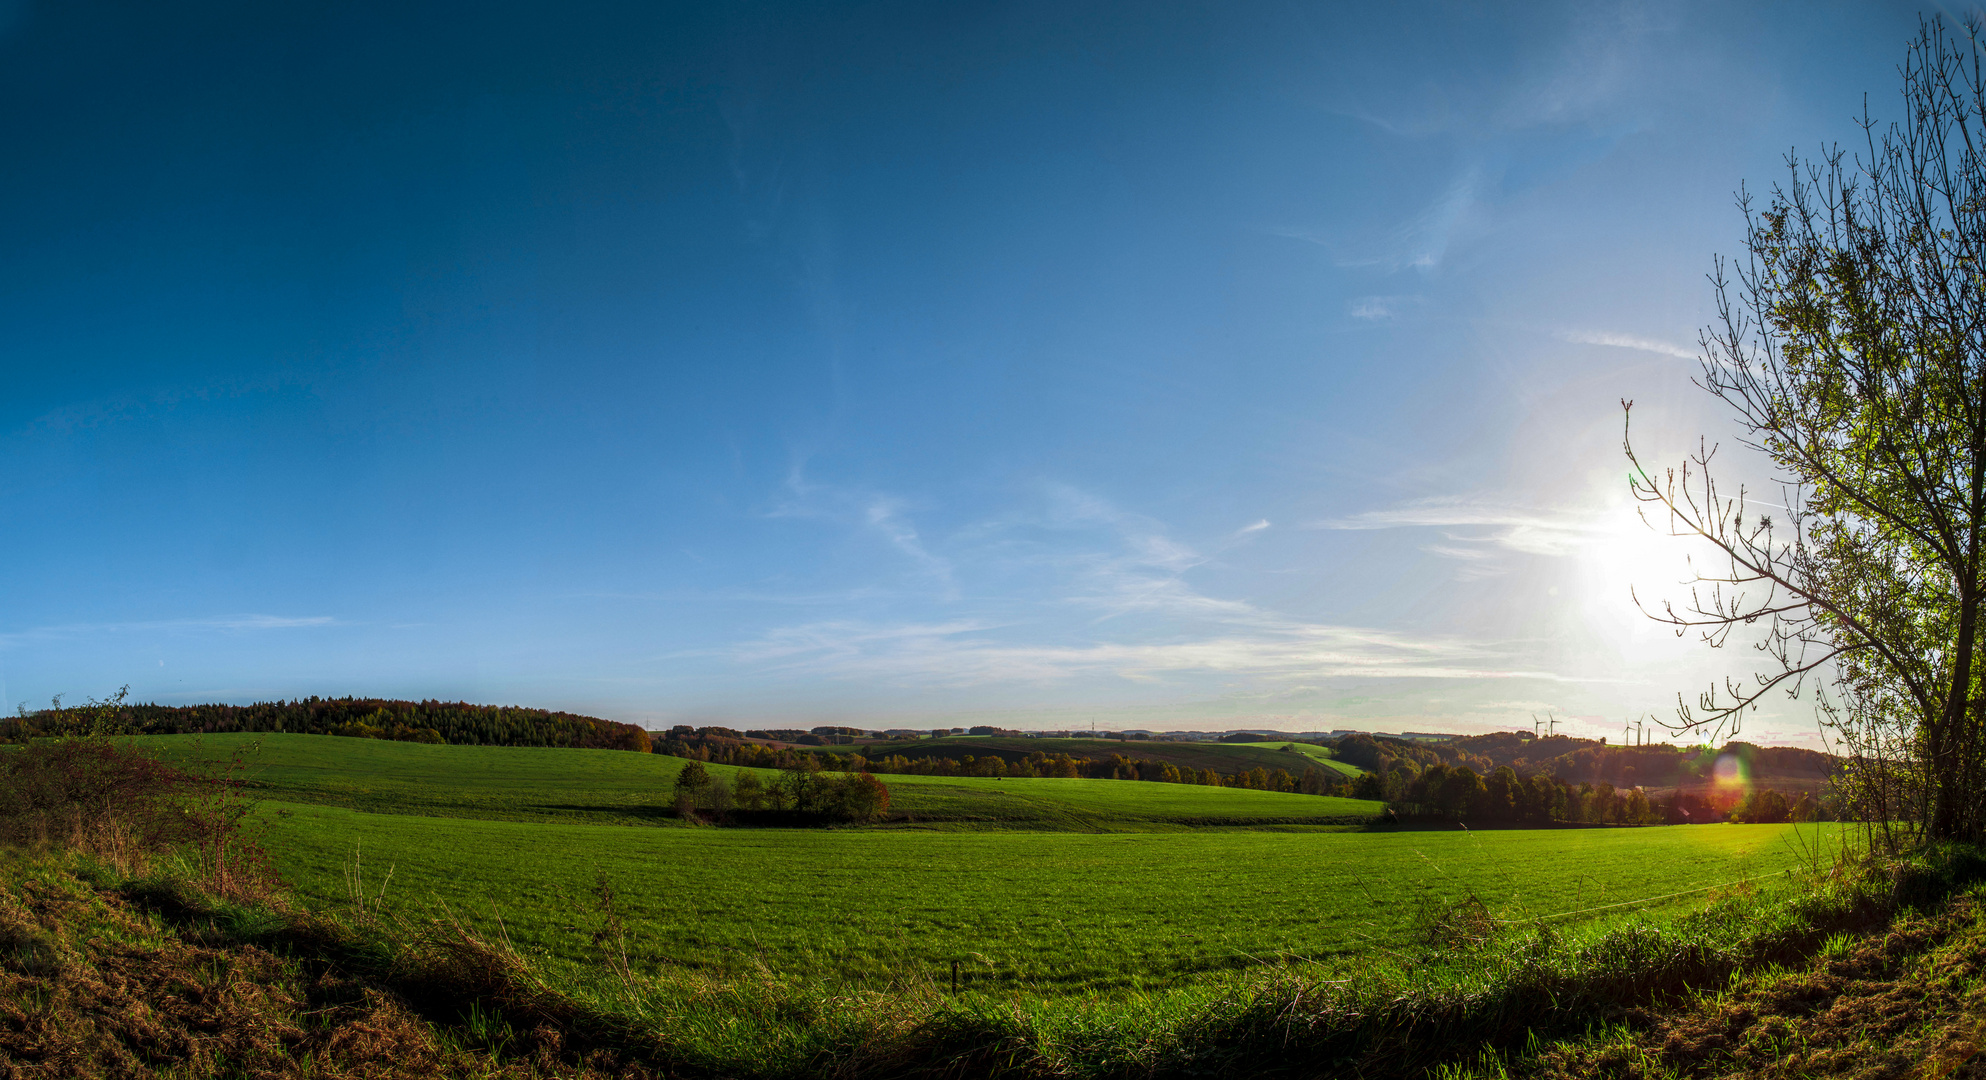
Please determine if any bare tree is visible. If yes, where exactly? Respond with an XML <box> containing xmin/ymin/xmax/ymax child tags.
<box><xmin>1626</xmin><ymin>18</ymin><xmax>1986</xmax><ymax>845</ymax></box>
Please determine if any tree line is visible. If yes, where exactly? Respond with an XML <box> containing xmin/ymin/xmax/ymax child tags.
<box><xmin>659</xmin><ymin>727</ymin><xmax>1826</xmax><ymax>822</ymax></box>
<box><xmin>1361</xmin><ymin>761</ymin><xmax>1825</xmax><ymax>825</ymax></box>
<box><xmin>13</xmin><ymin>697</ymin><xmax>1829</xmax><ymax>827</ymax></box>
<box><xmin>658</xmin><ymin>728</ymin><xmax>1825</xmax><ymax>825</ymax></box>
<box><xmin>655</xmin><ymin>730</ymin><xmax>1344</xmax><ymax>795</ymax></box>
<box><xmin>0</xmin><ymin>697</ymin><xmax>652</xmax><ymax>753</ymax></box>
<box><xmin>1332</xmin><ymin>731</ymin><xmax>1833</xmax><ymax>791</ymax></box>
<box><xmin>670</xmin><ymin>758</ymin><xmax>891</xmax><ymax>825</ymax></box>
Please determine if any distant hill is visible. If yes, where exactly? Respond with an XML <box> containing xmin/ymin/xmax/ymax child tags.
<box><xmin>776</xmin><ymin>733</ymin><xmax>1360</xmax><ymax>779</ymax></box>
<box><xmin>1</xmin><ymin>697</ymin><xmax>652</xmax><ymax>753</ymax></box>
<box><xmin>1332</xmin><ymin>730</ymin><xmax>1835</xmax><ymax>792</ymax></box>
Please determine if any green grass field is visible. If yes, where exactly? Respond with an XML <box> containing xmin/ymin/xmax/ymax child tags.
<box><xmin>801</xmin><ymin>734</ymin><xmax>1362</xmax><ymax>778</ymax></box>
<box><xmin>259</xmin><ymin>800</ymin><xmax>1843</xmax><ymax>994</ymax></box>
<box><xmin>131</xmin><ymin>733</ymin><xmax>1845</xmax><ymax>1001</ymax></box>
<box><xmin>133</xmin><ymin>733</ymin><xmax>1381</xmax><ymax>829</ymax></box>
<box><xmin>1226</xmin><ymin>740</ymin><xmax>1363</xmax><ymax>777</ymax></box>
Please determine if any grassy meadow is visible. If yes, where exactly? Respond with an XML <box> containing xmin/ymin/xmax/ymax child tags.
<box><xmin>9</xmin><ymin>728</ymin><xmax>1928</xmax><ymax>1080</ymax></box>
<box><xmin>126</xmin><ymin>732</ymin><xmax>1850</xmax><ymax>1000</ymax></box>
<box><xmin>135</xmin><ymin>732</ymin><xmax>1381</xmax><ymax>828</ymax></box>
<box><xmin>259</xmin><ymin>798</ymin><xmax>1839</xmax><ymax>994</ymax></box>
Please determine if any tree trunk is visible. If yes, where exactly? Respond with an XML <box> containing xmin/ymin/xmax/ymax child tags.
<box><xmin>1933</xmin><ymin>436</ymin><xmax>1986</xmax><ymax>841</ymax></box>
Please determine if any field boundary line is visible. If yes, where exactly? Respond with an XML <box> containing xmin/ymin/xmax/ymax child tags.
<box><xmin>1493</xmin><ymin>868</ymin><xmax>1794</xmax><ymax>924</ymax></box>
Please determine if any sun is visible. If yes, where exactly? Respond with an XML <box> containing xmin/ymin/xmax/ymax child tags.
<box><xmin>1572</xmin><ymin>491</ymin><xmax>1714</xmax><ymax>639</ymax></box>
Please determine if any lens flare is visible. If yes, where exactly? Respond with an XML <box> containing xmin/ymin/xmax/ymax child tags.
<box><xmin>1711</xmin><ymin>752</ymin><xmax>1750</xmax><ymax>794</ymax></box>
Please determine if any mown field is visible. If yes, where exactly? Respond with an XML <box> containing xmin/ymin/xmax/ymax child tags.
<box><xmin>135</xmin><ymin>733</ymin><xmax>1380</xmax><ymax>829</ymax></box>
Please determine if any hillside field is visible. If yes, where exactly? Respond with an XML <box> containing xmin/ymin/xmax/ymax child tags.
<box><xmin>1227</xmin><ymin>740</ymin><xmax>1363</xmax><ymax>777</ymax></box>
<box><xmin>259</xmin><ymin>799</ymin><xmax>1842</xmax><ymax>994</ymax></box>
<box><xmin>801</xmin><ymin>734</ymin><xmax>1364</xmax><ymax>777</ymax></box>
<box><xmin>133</xmin><ymin>733</ymin><xmax>1381</xmax><ymax>829</ymax></box>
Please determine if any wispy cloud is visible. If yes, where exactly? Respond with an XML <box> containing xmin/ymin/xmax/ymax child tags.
<box><xmin>1019</xmin><ymin>486</ymin><xmax>1274</xmax><ymax>624</ymax></box>
<box><xmin>702</xmin><ymin>489</ymin><xmax>1602</xmax><ymax>688</ymax></box>
<box><xmin>1346</xmin><ymin>166</ymin><xmax>1481</xmax><ymax>272</ymax></box>
<box><xmin>1348</xmin><ymin>295</ymin><xmax>1425</xmax><ymax>322</ymax></box>
<box><xmin>704</xmin><ymin>481</ymin><xmax>1626</xmax><ymax>692</ymax></box>
<box><xmin>0</xmin><ymin>614</ymin><xmax>334</xmax><ymax>648</ymax></box>
<box><xmin>1423</xmin><ymin>543</ymin><xmax>1500</xmax><ymax>560</ymax></box>
<box><xmin>1423</xmin><ymin>542</ymin><xmax>1509</xmax><ymax>581</ymax></box>
<box><xmin>863</xmin><ymin>496</ymin><xmax>951</xmax><ymax>582</ymax></box>
<box><xmin>1316</xmin><ymin>496</ymin><xmax>1610</xmax><ymax>578</ymax></box>
<box><xmin>175</xmin><ymin>615</ymin><xmax>335</xmax><ymax>630</ymax></box>
<box><xmin>1272</xmin><ymin>165</ymin><xmax>1479</xmax><ymax>274</ymax></box>
<box><xmin>1557</xmin><ymin>328</ymin><xmax>1696</xmax><ymax>360</ymax></box>
<box><xmin>712</xmin><ymin>616</ymin><xmax>1592</xmax><ymax>688</ymax></box>
<box><xmin>768</xmin><ymin>467</ymin><xmax>955</xmax><ymax>593</ymax></box>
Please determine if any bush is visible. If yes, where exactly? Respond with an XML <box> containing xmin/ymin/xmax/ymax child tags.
<box><xmin>0</xmin><ymin>738</ymin><xmax>192</xmax><ymax>861</ymax></box>
<box><xmin>842</xmin><ymin>772</ymin><xmax>891</xmax><ymax>821</ymax></box>
<box><xmin>0</xmin><ymin>736</ymin><xmax>271</xmax><ymax>895</ymax></box>
<box><xmin>769</xmin><ymin>767</ymin><xmax>892</xmax><ymax>824</ymax></box>
<box><xmin>1732</xmin><ymin>788</ymin><xmax>1793</xmax><ymax>824</ymax></box>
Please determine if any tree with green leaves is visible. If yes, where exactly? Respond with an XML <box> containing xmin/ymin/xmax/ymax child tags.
<box><xmin>1626</xmin><ymin>19</ymin><xmax>1986</xmax><ymax>844</ymax></box>
<box><xmin>672</xmin><ymin>760</ymin><xmax>711</xmax><ymax>819</ymax></box>
<box><xmin>674</xmin><ymin>760</ymin><xmax>711</xmax><ymax>794</ymax></box>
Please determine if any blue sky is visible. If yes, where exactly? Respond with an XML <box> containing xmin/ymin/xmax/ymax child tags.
<box><xmin>0</xmin><ymin>0</ymin><xmax>1925</xmax><ymax>742</ymax></box>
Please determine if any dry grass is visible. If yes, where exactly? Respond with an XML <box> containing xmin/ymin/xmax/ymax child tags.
<box><xmin>1442</xmin><ymin>859</ymin><xmax>1986</xmax><ymax>1080</ymax></box>
<box><xmin>0</xmin><ymin>854</ymin><xmax>662</xmax><ymax>1079</ymax></box>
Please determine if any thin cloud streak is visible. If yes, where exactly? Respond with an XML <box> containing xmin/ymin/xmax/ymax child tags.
<box><xmin>713</xmin><ymin>617</ymin><xmax>1601</xmax><ymax>688</ymax></box>
<box><xmin>1278</xmin><ymin>168</ymin><xmax>1481</xmax><ymax>273</ymax></box>
<box><xmin>1317</xmin><ymin>497</ymin><xmax>1604</xmax><ymax>558</ymax></box>
<box><xmin>767</xmin><ymin>467</ymin><xmax>957</xmax><ymax>595</ymax></box>
<box><xmin>1557</xmin><ymin>328</ymin><xmax>1697</xmax><ymax>360</ymax></box>
<box><xmin>1026</xmin><ymin>489</ymin><xmax>1275</xmax><ymax>625</ymax></box>
<box><xmin>1348</xmin><ymin>295</ymin><xmax>1425</xmax><ymax>321</ymax></box>
<box><xmin>0</xmin><ymin>614</ymin><xmax>335</xmax><ymax>648</ymax></box>
<box><xmin>1344</xmin><ymin>166</ymin><xmax>1481</xmax><ymax>271</ymax></box>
